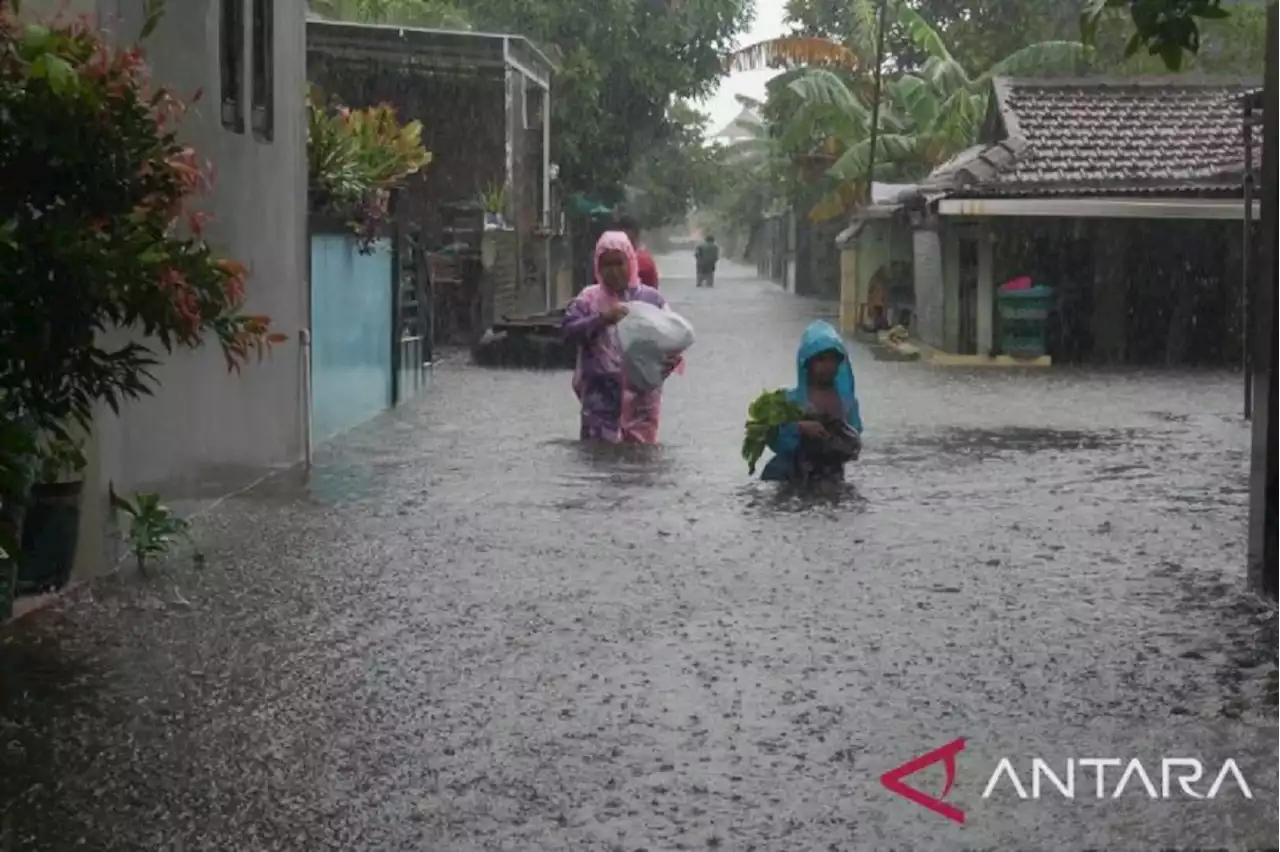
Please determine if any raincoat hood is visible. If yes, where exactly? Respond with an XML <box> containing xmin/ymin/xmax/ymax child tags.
<box><xmin>793</xmin><ymin>320</ymin><xmax>859</xmax><ymax>429</ymax></box>
<box><xmin>594</xmin><ymin>230</ymin><xmax>640</xmax><ymax>289</ymax></box>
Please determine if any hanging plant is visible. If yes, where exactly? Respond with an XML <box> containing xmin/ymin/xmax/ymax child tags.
<box><xmin>307</xmin><ymin>89</ymin><xmax>433</xmax><ymax>252</ymax></box>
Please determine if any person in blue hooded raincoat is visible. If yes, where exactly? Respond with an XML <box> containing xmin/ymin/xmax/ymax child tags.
<box><xmin>760</xmin><ymin>320</ymin><xmax>863</xmax><ymax>482</ymax></box>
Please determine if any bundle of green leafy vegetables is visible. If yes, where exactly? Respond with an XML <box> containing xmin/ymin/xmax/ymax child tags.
<box><xmin>742</xmin><ymin>388</ymin><xmax>807</xmax><ymax>475</ymax></box>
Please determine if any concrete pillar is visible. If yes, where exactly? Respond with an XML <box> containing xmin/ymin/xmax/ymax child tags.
<box><xmin>1091</xmin><ymin>224</ymin><xmax>1128</xmax><ymax>363</ymax></box>
<box><xmin>976</xmin><ymin>224</ymin><xmax>995</xmax><ymax>356</ymax></box>
<box><xmin>1247</xmin><ymin>0</ymin><xmax>1278</xmax><ymax>600</ymax></box>
<box><xmin>839</xmin><ymin>245</ymin><xmax>859</xmax><ymax>336</ymax></box>
<box><xmin>942</xmin><ymin>225</ymin><xmax>961</xmax><ymax>354</ymax></box>
<box><xmin>911</xmin><ymin>222</ymin><xmax>944</xmax><ymax>349</ymax></box>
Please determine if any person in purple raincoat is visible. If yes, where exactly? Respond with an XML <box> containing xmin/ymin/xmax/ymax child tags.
<box><xmin>561</xmin><ymin>230</ymin><xmax>684</xmax><ymax>443</ymax></box>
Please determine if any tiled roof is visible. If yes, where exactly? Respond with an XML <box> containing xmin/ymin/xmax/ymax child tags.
<box><xmin>929</xmin><ymin>77</ymin><xmax>1262</xmax><ymax>199</ymax></box>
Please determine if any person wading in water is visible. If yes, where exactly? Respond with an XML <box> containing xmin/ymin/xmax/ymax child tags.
<box><xmin>616</xmin><ymin>214</ymin><xmax>659</xmax><ymax>289</ymax></box>
<box><xmin>561</xmin><ymin>231</ymin><xmax>682</xmax><ymax>443</ymax></box>
<box><xmin>760</xmin><ymin>321</ymin><xmax>863</xmax><ymax>483</ymax></box>
<box><xmin>694</xmin><ymin>233</ymin><xmax>719</xmax><ymax>288</ymax></box>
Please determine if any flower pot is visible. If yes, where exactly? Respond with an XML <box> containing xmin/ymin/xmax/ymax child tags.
<box><xmin>480</xmin><ymin>229</ymin><xmax>499</xmax><ymax>270</ymax></box>
<box><xmin>17</xmin><ymin>480</ymin><xmax>82</xmax><ymax>595</ymax></box>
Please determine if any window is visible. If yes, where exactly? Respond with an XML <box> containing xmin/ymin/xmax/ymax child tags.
<box><xmin>220</xmin><ymin>0</ymin><xmax>244</xmax><ymax>133</ymax></box>
<box><xmin>251</xmin><ymin>0</ymin><xmax>274</xmax><ymax>141</ymax></box>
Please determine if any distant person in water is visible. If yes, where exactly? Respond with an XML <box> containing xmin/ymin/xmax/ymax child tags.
<box><xmin>561</xmin><ymin>230</ymin><xmax>682</xmax><ymax>443</ymax></box>
<box><xmin>761</xmin><ymin>320</ymin><xmax>863</xmax><ymax>483</ymax></box>
<box><xmin>616</xmin><ymin>214</ymin><xmax>659</xmax><ymax>289</ymax></box>
<box><xmin>694</xmin><ymin>234</ymin><xmax>719</xmax><ymax>288</ymax></box>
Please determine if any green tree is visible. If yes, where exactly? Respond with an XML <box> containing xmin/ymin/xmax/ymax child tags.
<box><xmin>1080</xmin><ymin>0</ymin><xmax>1233</xmax><ymax>69</ymax></box>
<box><xmin>456</xmin><ymin>0</ymin><xmax>753</xmax><ymax>198</ymax></box>
<box><xmin>308</xmin><ymin>0</ymin><xmax>754</xmax><ymax>199</ymax></box>
<box><xmin>777</xmin><ymin>0</ymin><xmax>1268</xmax><ymax>80</ymax></box>
<box><xmin>623</xmin><ymin>101</ymin><xmax>724</xmax><ymax>227</ymax></box>
<box><xmin>733</xmin><ymin>0</ymin><xmax>1088</xmax><ymax>220</ymax></box>
<box><xmin>904</xmin><ymin>0</ymin><xmax>1083</xmax><ymax>72</ymax></box>
<box><xmin>308</xmin><ymin>0</ymin><xmax>472</xmax><ymax>27</ymax></box>
<box><xmin>1084</xmin><ymin>0</ymin><xmax>1269</xmax><ymax>73</ymax></box>
<box><xmin>698</xmin><ymin>96</ymin><xmax>792</xmax><ymax>252</ymax></box>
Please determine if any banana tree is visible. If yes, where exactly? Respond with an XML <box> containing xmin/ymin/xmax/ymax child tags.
<box><xmin>740</xmin><ymin>0</ymin><xmax>1091</xmax><ymax>221</ymax></box>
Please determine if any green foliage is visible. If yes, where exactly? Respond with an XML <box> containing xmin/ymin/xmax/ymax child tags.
<box><xmin>33</xmin><ymin>436</ymin><xmax>85</xmax><ymax>484</ymax></box>
<box><xmin>1086</xmin><ymin>0</ymin><xmax>1268</xmax><ymax>74</ymax></box>
<box><xmin>307</xmin><ymin>91</ymin><xmax>433</xmax><ymax>250</ymax></box>
<box><xmin>760</xmin><ymin>1</ymin><xmax>1089</xmax><ymax>221</ymax></box>
<box><xmin>309</xmin><ymin>0</ymin><xmax>473</xmax><ymax>28</ymax></box>
<box><xmin>903</xmin><ymin>0</ymin><xmax>1262</xmax><ymax>75</ymax></box>
<box><xmin>901</xmin><ymin>0</ymin><xmax>1086</xmax><ymax>74</ymax></box>
<box><xmin>742</xmin><ymin>389</ymin><xmax>807</xmax><ymax>475</ymax></box>
<box><xmin>623</xmin><ymin>101</ymin><xmax>726</xmax><ymax>227</ymax></box>
<box><xmin>1080</xmin><ymin>0</ymin><xmax>1231</xmax><ymax>70</ymax></box>
<box><xmin>454</xmin><ymin>0</ymin><xmax>753</xmax><ymax>198</ymax></box>
<box><xmin>109</xmin><ymin>487</ymin><xmax>199</xmax><ymax>575</ymax></box>
<box><xmin>0</xmin><ymin>6</ymin><xmax>285</xmax><ymax>489</ymax></box>
<box><xmin>317</xmin><ymin>0</ymin><xmax>754</xmax><ymax>199</ymax></box>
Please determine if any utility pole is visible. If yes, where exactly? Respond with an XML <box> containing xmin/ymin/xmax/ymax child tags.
<box><xmin>864</xmin><ymin>0</ymin><xmax>890</xmax><ymax>203</ymax></box>
<box><xmin>1249</xmin><ymin>1</ymin><xmax>1280</xmax><ymax>596</ymax></box>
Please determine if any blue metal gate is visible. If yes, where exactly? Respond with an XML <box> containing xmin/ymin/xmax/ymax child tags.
<box><xmin>309</xmin><ymin>231</ymin><xmax>394</xmax><ymax>444</ymax></box>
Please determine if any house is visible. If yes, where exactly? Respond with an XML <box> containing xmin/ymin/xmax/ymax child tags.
<box><xmin>13</xmin><ymin>0</ymin><xmax>309</xmax><ymax>591</ymax></box>
<box><xmin>306</xmin><ymin>20</ymin><xmax>557</xmax><ymax>352</ymax></box>
<box><xmin>713</xmin><ymin>105</ymin><xmax>762</xmax><ymax>144</ymax></box>
<box><xmin>836</xmin><ymin>184</ymin><xmax>921</xmax><ymax>339</ymax></box>
<box><xmin>864</xmin><ymin>77</ymin><xmax>1260</xmax><ymax>366</ymax></box>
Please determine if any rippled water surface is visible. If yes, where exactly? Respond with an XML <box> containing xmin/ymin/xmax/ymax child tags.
<box><xmin>1</xmin><ymin>257</ymin><xmax>1275</xmax><ymax>851</ymax></box>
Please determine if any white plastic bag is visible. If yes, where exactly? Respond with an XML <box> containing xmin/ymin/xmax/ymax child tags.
<box><xmin>615</xmin><ymin>301</ymin><xmax>696</xmax><ymax>392</ymax></box>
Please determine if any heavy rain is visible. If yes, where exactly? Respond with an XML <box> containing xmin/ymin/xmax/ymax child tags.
<box><xmin>1</xmin><ymin>0</ymin><xmax>1276</xmax><ymax>851</ymax></box>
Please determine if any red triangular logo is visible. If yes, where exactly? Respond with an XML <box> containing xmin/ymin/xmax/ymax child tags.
<box><xmin>880</xmin><ymin>737</ymin><xmax>966</xmax><ymax>824</ymax></box>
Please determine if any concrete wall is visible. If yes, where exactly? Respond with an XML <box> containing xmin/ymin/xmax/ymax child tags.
<box><xmin>20</xmin><ymin>0</ymin><xmax>308</xmax><ymax>575</ymax></box>
<box><xmin>912</xmin><ymin>225</ymin><xmax>945</xmax><ymax>350</ymax></box>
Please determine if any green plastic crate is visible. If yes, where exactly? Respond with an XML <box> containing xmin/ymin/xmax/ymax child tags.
<box><xmin>997</xmin><ymin>287</ymin><xmax>1054</xmax><ymax>322</ymax></box>
<box><xmin>1001</xmin><ymin>333</ymin><xmax>1046</xmax><ymax>357</ymax></box>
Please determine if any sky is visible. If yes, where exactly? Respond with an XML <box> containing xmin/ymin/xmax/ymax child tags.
<box><xmin>698</xmin><ymin>0</ymin><xmax>789</xmax><ymax>136</ymax></box>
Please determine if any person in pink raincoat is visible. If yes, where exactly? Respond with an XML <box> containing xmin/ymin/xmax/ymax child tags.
<box><xmin>561</xmin><ymin>230</ymin><xmax>683</xmax><ymax>443</ymax></box>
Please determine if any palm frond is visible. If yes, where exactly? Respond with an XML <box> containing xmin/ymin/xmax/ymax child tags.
<box><xmin>726</xmin><ymin>37</ymin><xmax>861</xmax><ymax>72</ymax></box>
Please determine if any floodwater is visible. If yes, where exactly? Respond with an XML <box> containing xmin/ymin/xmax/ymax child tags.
<box><xmin>1</xmin><ymin>257</ymin><xmax>1276</xmax><ymax>851</ymax></box>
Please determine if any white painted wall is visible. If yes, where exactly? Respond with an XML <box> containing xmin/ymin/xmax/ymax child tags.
<box><xmin>21</xmin><ymin>0</ymin><xmax>308</xmax><ymax>575</ymax></box>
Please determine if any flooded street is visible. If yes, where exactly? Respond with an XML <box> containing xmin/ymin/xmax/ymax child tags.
<box><xmin>1</xmin><ymin>257</ymin><xmax>1276</xmax><ymax>851</ymax></box>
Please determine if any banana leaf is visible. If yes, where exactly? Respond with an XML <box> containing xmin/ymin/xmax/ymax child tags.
<box><xmin>742</xmin><ymin>388</ymin><xmax>808</xmax><ymax>475</ymax></box>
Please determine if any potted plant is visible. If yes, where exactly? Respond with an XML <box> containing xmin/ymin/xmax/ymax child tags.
<box><xmin>0</xmin><ymin>416</ymin><xmax>37</xmax><ymax>621</ymax></box>
<box><xmin>17</xmin><ymin>436</ymin><xmax>86</xmax><ymax>594</ymax></box>
<box><xmin>307</xmin><ymin>90</ymin><xmax>433</xmax><ymax>253</ymax></box>
<box><xmin>477</xmin><ymin>182</ymin><xmax>509</xmax><ymax>229</ymax></box>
